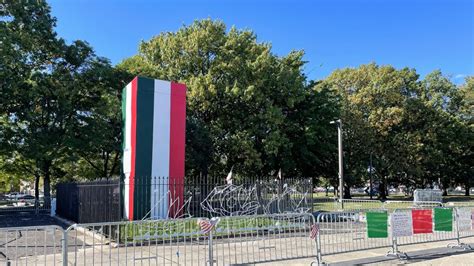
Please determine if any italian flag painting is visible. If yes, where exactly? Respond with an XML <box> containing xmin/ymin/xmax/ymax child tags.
<box><xmin>122</xmin><ymin>77</ymin><xmax>186</xmax><ymax>220</ymax></box>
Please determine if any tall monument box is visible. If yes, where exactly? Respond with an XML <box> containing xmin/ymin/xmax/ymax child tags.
<box><xmin>122</xmin><ymin>76</ymin><xmax>186</xmax><ymax>220</ymax></box>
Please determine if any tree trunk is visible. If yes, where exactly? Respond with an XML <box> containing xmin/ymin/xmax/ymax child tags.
<box><xmin>465</xmin><ymin>184</ymin><xmax>470</xmax><ymax>196</ymax></box>
<box><xmin>42</xmin><ymin>161</ymin><xmax>52</xmax><ymax>208</ymax></box>
<box><xmin>343</xmin><ymin>185</ymin><xmax>351</xmax><ymax>199</ymax></box>
<box><xmin>442</xmin><ymin>187</ymin><xmax>448</xmax><ymax>196</ymax></box>
<box><xmin>34</xmin><ymin>172</ymin><xmax>40</xmax><ymax>208</ymax></box>
<box><xmin>199</xmin><ymin>169</ymin><xmax>209</xmax><ymax>217</ymax></box>
<box><xmin>378</xmin><ymin>179</ymin><xmax>387</xmax><ymax>200</ymax></box>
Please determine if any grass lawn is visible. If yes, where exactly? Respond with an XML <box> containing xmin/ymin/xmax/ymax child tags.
<box><xmin>112</xmin><ymin>215</ymin><xmax>309</xmax><ymax>243</ymax></box>
<box><xmin>311</xmin><ymin>194</ymin><xmax>474</xmax><ymax>212</ymax></box>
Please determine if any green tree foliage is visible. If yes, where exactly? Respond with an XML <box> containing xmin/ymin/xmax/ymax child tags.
<box><xmin>322</xmin><ymin>63</ymin><xmax>473</xmax><ymax>198</ymax></box>
<box><xmin>0</xmin><ymin>1</ymin><xmax>124</xmax><ymax>203</ymax></box>
<box><xmin>118</xmin><ymin>19</ymin><xmax>339</xmax><ymax>179</ymax></box>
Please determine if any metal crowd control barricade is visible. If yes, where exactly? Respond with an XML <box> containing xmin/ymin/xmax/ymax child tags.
<box><xmin>211</xmin><ymin>213</ymin><xmax>317</xmax><ymax>265</ymax></box>
<box><xmin>315</xmin><ymin>209</ymin><xmax>392</xmax><ymax>264</ymax></box>
<box><xmin>333</xmin><ymin>199</ymin><xmax>444</xmax><ymax>212</ymax></box>
<box><xmin>63</xmin><ymin>213</ymin><xmax>317</xmax><ymax>265</ymax></box>
<box><xmin>444</xmin><ymin>202</ymin><xmax>474</xmax><ymax>207</ymax></box>
<box><xmin>387</xmin><ymin>207</ymin><xmax>457</xmax><ymax>259</ymax></box>
<box><xmin>64</xmin><ymin>217</ymin><xmax>209</xmax><ymax>265</ymax></box>
<box><xmin>0</xmin><ymin>225</ymin><xmax>64</xmax><ymax>265</ymax></box>
<box><xmin>0</xmin><ymin>197</ymin><xmax>52</xmax><ymax>215</ymax></box>
<box><xmin>383</xmin><ymin>200</ymin><xmax>442</xmax><ymax>210</ymax></box>
<box><xmin>449</xmin><ymin>206</ymin><xmax>474</xmax><ymax>250</ymax></box>
<box><xmin>391</xmin><ymin>207</ymin><xmax>457</xmax><ymax>249</ymax></box>
<box><xmin>337</xmin><ymin>199</ymin><xmax>383</xmax><ymax>211</ymax></box>
<box><xmin>315</xmin><ymin>206</ymin><xmax>474</xmax><ymax>265</ymax></box>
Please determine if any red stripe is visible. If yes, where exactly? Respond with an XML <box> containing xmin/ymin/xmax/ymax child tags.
<box><xmin>129</xmin><ymin>77</ymin><xmax>138</xmax><ymax>221</ymax></box>
<box><xmin>199</xmin><ymin>220</ymin><xmax>213</xmax><ymax>233</ymax></box>
<box><xmin>169</xmin><ymin>82</ymin><xmax>186</xmax><ymax>218</ymax></box>
<box><xmin>412</xmin><ymin>209</ymin><xmax>433</xmax><ymax>234</ymax></box>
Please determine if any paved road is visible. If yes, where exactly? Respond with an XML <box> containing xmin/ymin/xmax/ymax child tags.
<box><xmin>0</xmin><ymin>213</ymin><xmax>68</xmax><ymax>228</ymax></box>
<box><xmin>258</xmin><ymin>238</ymin><xmax>474</xmax><ymax>265</ymax></box>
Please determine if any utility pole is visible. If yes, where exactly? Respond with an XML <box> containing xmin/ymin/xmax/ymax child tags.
<box><xmin>330</xmin><ymin>119</ymin><xmax>344</xmax><ymax>203</ymax></box>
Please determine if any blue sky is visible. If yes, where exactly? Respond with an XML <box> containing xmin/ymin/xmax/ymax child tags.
<box><xmin>48</xmin><ymin>0</ymin><xmax>473</xmax><ymax>82</ymax></box>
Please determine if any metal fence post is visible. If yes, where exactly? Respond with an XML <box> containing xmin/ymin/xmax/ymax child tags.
<box><xmin>315</xmin><ymin>216</ymin><xmax>323</xmax><ymax>265</ymax></box>
<box><xmin>386</xmin><ymin>210</ymin><xmax>408</xmax><ymax>260</ymax></box>
<box><xmin>208</xmin><ymin>230</ymin><xmax>214</xmax><ymax>266</ymax></box>
<box><xmin>62</xmin><ymin>229</ymin><xmax>68</xmax><ymax>266</ymax></box>
<box><xmin>448</xmin><ymin>207</ymin><xmax>473</xmax><ymax>250</ymax></box>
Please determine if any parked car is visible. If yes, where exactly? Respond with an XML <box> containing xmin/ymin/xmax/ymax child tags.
<box><xmin>18</xmin><ymin>195</ymin><xmax>35</xmax><ymax>201</ymax></box>
<box><xmin>6</xmin><ymin>192</ymin><xmax>27</xmax><ymax>200</ymax></box>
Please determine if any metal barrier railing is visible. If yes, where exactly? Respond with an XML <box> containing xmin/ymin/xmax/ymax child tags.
<box><xmin>65</xmin><ymin>217</ymin><xmax>210</xmax><ymax>265</ymax></box>
<box><xmin>0</xmin><ymin>225</ymin><xmax>64</xmax><ymax>265</ymax></box>
<box><xmin>63</xmin><ymin>213</ymin><xmax>318</xmax><ymax>265</ymax></box>
<box><xmin>337</xmin><ymin>199</ymin><xmax>384</xmax><ymax>210</ymax></box>
<box><xmin>211</xmin><ymin>213</ymin><xmax>316</xmax><ymax>265</ymax></box>
<box><xmin>314</xmin><ymin>198</ymin><xmax>463</xmax><ymax>212</ymax></box>
<box><xmin>0</xmin><ymin>198</ymin><xmax>51</xmax><ymax>214</ymax></box>
<box><xmin>390</xmin><ymin>208</ymin><xmax>456</xmax><ymax>247</ymax></box>
<box><xmin>315</xmin><ymin>206</ymin><xmax>474</xmax><ymax>265</ymax></box>
<box><xmin>453</xmin><ymin>207</ymin><xmax>474</xmax><ymax>246</ymax></box>
<box><xmin>315</xmin><ymin>210</ymin><xmax>391</xmax><ymax>259</ymax></box>
<box><xmin>383</xmin><ymin>200</ymin><xmax>443</xmax><ymax>209</ymax></box>
<box><xmin>444</xmin><ymin>202</ymin><xmax>474</xmax><ymax>207</ymax></box>
<box><xmin>334</xmin><ymin>199</ymin><xmax>443</xmax><ymax>211</ymax></box>
<box><xmin>2</xmin><ymin>207</ymin><xmax>473</xmax><ymax>265</ymax></box>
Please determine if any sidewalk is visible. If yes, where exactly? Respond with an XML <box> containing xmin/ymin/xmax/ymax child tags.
<box><xmin>261</xmin><ymin>237</ymin><xmax>474</xmax><ymax>265</ymax></box>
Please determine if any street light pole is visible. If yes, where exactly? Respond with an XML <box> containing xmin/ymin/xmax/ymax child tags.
<box><xmin>331</xmin><ymin>119</ymin><xmax>344</xmax><ymax>203</ymax></box>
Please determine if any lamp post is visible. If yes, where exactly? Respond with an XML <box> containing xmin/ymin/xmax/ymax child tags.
<box><xmin>330</xmin><ymin>119</ymin><xmax>343</xmax><ymax>203</ymax></box>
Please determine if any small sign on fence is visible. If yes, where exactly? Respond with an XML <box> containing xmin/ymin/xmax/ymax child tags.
<box><xmin>457</xmin><ymin>207</ymin><xmax>472</xmax><ymax>231</ymax></box>
<box><xmin>391</xmin><ymin>211</ymin><xmax>413</xmax><ymax>237</ymax></box>
<box><xmin>366</xmin><ymin>211</ymin><xmax>388</xmax><ymax>238</ymax></box>
<box><xmin>434</xmin><ymin>208</ymin><xmax>453</xmax><ymax>232</ymax></box>
<box><xmin>412</xmin><ymin>209</ymin><xmax>433</xmax><ymax>234</ymax></box>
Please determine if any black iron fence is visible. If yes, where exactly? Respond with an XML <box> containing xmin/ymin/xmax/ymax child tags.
<box><xmin>56</xmin><ymin>180</ymin><xmax>121</xmax><ymax>223</ymax></box>
<box><xmin>56</xmin><ymin>176</ymin><xmax>313</xmax><ymax>223</ymax></box>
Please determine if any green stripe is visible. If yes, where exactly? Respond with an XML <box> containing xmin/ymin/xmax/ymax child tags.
<box><xmin>367</xmin><ymin>211</ymin><xmax>388</xmax><ymax>238</ymax></box>
<box><xmin>134</xmin><ymin>77</ymin><xmax>155</xmax><ymax>219</ymax></box>
<box><xmin>434</xmin><ymin>208</ymin><xmax>452</xmax><ymax>231</ymax></box>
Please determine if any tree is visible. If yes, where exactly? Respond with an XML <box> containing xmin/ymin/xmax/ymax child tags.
<box><xmin>118</xmin><ymin>19</ymin><xmax>338</xmax><ymax>179</ymax></box>
<box><xmin>65</xmin><ymin>68</ymin><xmax>131</xmax><ymax>180</ymax></box>
<box><xmin>454</xmin><ymin>76</ymin><xmax>474</xmax><ymax>195</ymax></box>
<box><xmin>322</xmin><ymin>63</ymin><xmax>421</xmax><ymax>199</ymax></box>
<box><xmin>321</xmin><ymin>64</ymin><xmax>473</xmax><ymax>198</ymax></box>
<box><xmin>0</xmin><ymin>0</ymin><xmax>120</xmax><ymax>204</ymax></box>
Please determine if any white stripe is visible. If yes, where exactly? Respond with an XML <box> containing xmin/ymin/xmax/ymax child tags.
<box><xmin>123</xmin><ymin>83</ymin><xmax>132</xmax><ymax>219</ymax></box>
<box><xmin>151</xmin><ymin>80</ymin><xmax>171</xmax><ymax>219</ymax></box>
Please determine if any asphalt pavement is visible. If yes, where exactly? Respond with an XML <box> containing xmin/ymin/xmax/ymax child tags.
<box><xmin>0</xmin><ymin>212</ymin><xmax>69</xmax><ymax>228</ymax></box>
